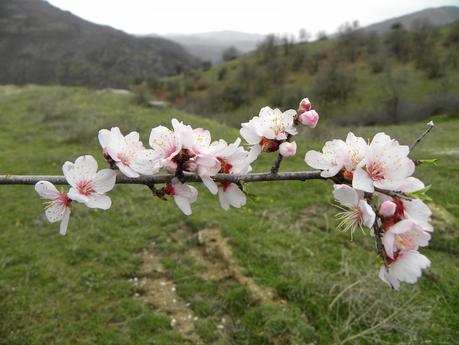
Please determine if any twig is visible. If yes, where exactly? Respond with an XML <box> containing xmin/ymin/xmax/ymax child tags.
<box><xmin>271</xmin><ymin>134</ymin><xmax>292</xmax><ymax>174</ymax></box>
<box><xmin>365</xmin><ymin>193</ymin><xmax>388</xmax><ymax>269</ymax></box>
<box><xmin>0</xmin><ymin>171</ymin><xmax>324</xmax><ymax>185</ymax></box>
<box><xmin>410</xmin><ymin>121</ymin><xmax>434</xmax><ymax>153</ymax></box>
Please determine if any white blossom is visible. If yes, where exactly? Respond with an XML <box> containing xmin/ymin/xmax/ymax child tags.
<box><xmin>164</xmin><ymin>178</ymin><xmax>198</xmax><ymax>215</ymax></box>
<box><xmin>333</xmin><ymin>184</ymin><xmax>376</xmax><ymax>236</ymax></box>
<box><xmin>63</xmin><ymin>155</ymin><xmax>116</xmax><ymax>210</ymax></box>
<box><xmin>99</xmin><ymin>127</ymin><xmax>160</xmax><ymax>177</ymax></box>
<box><xmin>378</xmin><ymin>250</ymin><xmax>431</xmax><ymax>290</ymax></box>
<box><xmin>35</xmin><ymin>181</ymin><xmax>72</xmax><ymax>235</ymax></box>
<box><xmin>353</xmin><ymin>133</ymin><xmax>415</xmax><ymax>193</ymax></box>
<box><xmin>240</xmin><ymin>106</ymin><xmax>297</xmax><ymax>162</ymax></box>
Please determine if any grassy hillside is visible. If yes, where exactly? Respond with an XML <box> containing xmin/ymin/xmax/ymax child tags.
<box><xmin>0</xmin><ymin>86</ymin><xmax>458</xmax><ymax>344</ymax></box>
<box><xmin>0</xmin><ymin>0</ymin><xmax>199</xmax><ymax>88</ymax></box>
<box><xmin>150</xmin><ymin>20</ymin><xmax>459</xmax><ymax>128</ymax></box>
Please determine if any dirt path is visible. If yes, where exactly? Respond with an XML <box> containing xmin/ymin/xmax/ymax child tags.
<box><xmin>132</xmin><ymin>228</ymin><xmax>285</xmax><ymax>344</ymax></box>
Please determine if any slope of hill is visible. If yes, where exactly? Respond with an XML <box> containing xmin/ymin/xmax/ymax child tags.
<box><xmin>0</xmin><ymin>0</ymin><xmax>199</xmax><ymax>88</ymax></box>
<box><xmin>365</xmin><ymin>6</ymin><xmax>459</xmax><ymax>33</ymax></box>
<box><xmin>0</xmin><ymin>85</ymin><xmax>458</xmax><ymax>344</ymax></box>
<box><xmin>150</xmin><ymin>17</ymin><xmax>459</xmax><ymax>128</ymax></box>
<box><xmin>164</xmin><ymin>30</ymin><xmax>265</xmax><ymax>63</ymax></box>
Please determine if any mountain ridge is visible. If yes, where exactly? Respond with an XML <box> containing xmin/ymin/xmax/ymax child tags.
<box><xmin>364</xmin><ymin>6</ymin><xmax>459</xmax><ymax>33</ymax></box>
<box><xmin>0</xmin><ymin>0</ymin><xmax>199</xmax><ymax>88</ymax></box>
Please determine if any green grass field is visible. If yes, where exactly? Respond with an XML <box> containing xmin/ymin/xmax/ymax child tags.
<box><xmin>0</xmin><ymin>86</ymin><xmax>458</xmax><ymax>344</ymax></box>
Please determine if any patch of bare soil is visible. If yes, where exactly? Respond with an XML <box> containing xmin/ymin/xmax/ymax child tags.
<box><xmin>132</xmin><ymin>247</ymin><xmax>203</xmax><ymax>345</ymax></box>
<box><xmin>430</xmin><ymin>203</ymin><xmax>456</xmax><ymax>232</ymax></box>
<box><xmin>194</xmin><ymin>228</ymin><xmax>284</xmax><ymax>305</ymax></box>
<box><xmin>132</xmin><ymin>228</ymin><xmax>286</xmax><ymax>343</ymax></box>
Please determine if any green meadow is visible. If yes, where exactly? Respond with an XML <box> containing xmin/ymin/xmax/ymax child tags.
<box><xmin>0</xmin><ymin>86</ymin><xmax>458</xmax><ymax>344</ymax></box>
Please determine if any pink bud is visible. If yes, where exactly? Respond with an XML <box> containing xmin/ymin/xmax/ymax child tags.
<box><xmin>298</xmin><ymin>98</ymin><xmax>312</xmax><ymax>112</ymax></box>
<box><xmin>183</xmin><ymin>161</ymin><xmax>197</xmax><ymax>172</ymax></box>
<box><xmin>164</xmin><ymin>161</ymin><xmax>178</xmax><ymax>173</ymax></box>
<box><xmin>379</xmin><ymin>200</ymin><xmax>397</xmax><ymax>218</ymax></box>
<box><xmin>279</xmin><ymin>141</ymin><xmax>297</xmax><ymax>157</ymax></box>
<box><xmin>299</xmin><ymin>110</ymin><xmax>319</xmax><ymax>128</ymax></box>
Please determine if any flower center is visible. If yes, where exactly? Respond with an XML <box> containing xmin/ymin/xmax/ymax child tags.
<box><xmin>164</xmin><ymin>184</ymin><xmax>175</xmax><ymax>196</ymax></box>
<box><xmin>77</xmin><ymin>179</ymin><xmax>95</xmax><ymax>196</ymax></box>
<box><xmin>367</xmin><ymin>163</ymin><xmax>385</xmax><ymax>181</ymax></box>
<box><xmin>336</xmin><ymin>207</ymin><xmax>364</xmax><ymax>237</ymax></box>
<box><xmin>57</xmin><ymin>192</ymin><xmax>72</xmax><ymax>207</ymax></box>
<box><xmin>259</xmin><ymin>137</ymin><xmax>280</xmax><ymax>152</ymax></box>
<box><xmin>117</xmin><ymin>153</ymin><xmax>130</xmax><ymax>166</ymax></box>
<box><xmin>395</xmin><ymin>233</ymin><xmax>416</xmax><ymax>251</ymax></box>
<box><xmin>217</xmin><ymin>157</ymin><xmax>233</xmax><ymax>174</ymax></box>
<box><xmin>221</xmin><ymin>181</ymin><xmax>232</xmax><ymax>191</ymax></box>
<box><xmin>164</xmin><ymin>145</ymin><xmax>178</xmax><ymax>158</ymax></box>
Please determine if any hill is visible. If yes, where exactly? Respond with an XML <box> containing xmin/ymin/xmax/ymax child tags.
<box><xmin>0</xmin><ymin>0</ymin><xmax>199</xmax><ymax>88</ymax></box>
<box><xmin>163</xmin><ymin>30</ymin><xmax>265</xmax><ymax>64</ymax></box>
<box><xmin>0</xmin><ymin>85</ymin><xmax>458</xmax><ymax>344</ymax></box>
<box><xmin>149</xmin><ymin>16</ymin><xmax>459</xmax><ymax>128</ymax></box>
<box><xmin>365</xmin><ymin>6</ymin><xmax>459</xmax><ymax>33</ymax></box>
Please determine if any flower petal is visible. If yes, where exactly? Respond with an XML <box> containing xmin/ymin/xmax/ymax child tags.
<box><xmin>174</xmin><ymin>196</ymin><xmax>192</xmax><ymax>215</ymax></box>
<box><xmin>85</xmin><ymin>194</ymin><xmax>112</xmax><ymax>210</ymax></box>
<box><xmin>352</xmin><ymin>167</ymin><xmax>374</xmax><ymax>193</ymax></box>
<box><xmin>333</xmin><ymin>184</ymin><xmax>358</xmax><ymax>207</ymax></box>
<box><xmin>94</xmin><ymin>169</ymin><xmax>116</xmax><ymax>193</ymax></box>
<box><xmin>59</xmin><ymin>208</ymin><xmax>71</xmax><ymax>235</ymax></box>
<box><xmin>201</xmin><ymin>175</ymin><xmax>218</xmax><ymax>195</ymax></box>
<box><xmin>68</xmin><ymin>187</ymin><xmax>89</xmax><ymax>204</ymax></box>
<box><xmin>98</xmin><ymin>129</ymin><xmax>112</xmax><ymax>148</ymax></box>
<box><xmin>35</xmin><ymin>181</ymin><xmax>59</xmax><ymax>200</ymax></box>
<box><xmin>45</xmin><ymin>202</ymin><xmax>66</xmax><ymax>223</ymax></box>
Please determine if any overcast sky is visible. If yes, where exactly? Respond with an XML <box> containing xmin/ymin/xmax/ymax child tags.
<box><xmin>47</xmin><ymin>0</ymin><xmax>459</xmax><ymax>36</ymax></box>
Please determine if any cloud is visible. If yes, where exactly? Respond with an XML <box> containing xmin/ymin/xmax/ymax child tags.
<box><xmin>47</xmin><ymin>0</ymin><xmax>459</xmax><ymax>35</ymax></box>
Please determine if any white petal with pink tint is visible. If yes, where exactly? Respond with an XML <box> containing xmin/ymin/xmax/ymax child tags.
<box><xmin>35</xmin><ymin>180</ymin><xmax>72</xmax><ymax>236</ymax></box>
<box><xmin>279</xmin><ymin>142</ymin><xmax>297</xmax><ymax>157</ymax></box>
<box><xmin>63</xmin><ymin>155</ymin><xmax>98</xmax><ymax>187</ymax></box>
<box><xmin>378</xmin><ymin>250</ymin><xmax>430</xmax><ymax>290</ymax></box>
<box><xmin>86</xmin><ymin>194</ymin><xmax>112</xmax><ymax>210</ymax></box>
<box><xmin>94</xmin><ymin>169</ymin><xmax>117</xmax><ymax>193</ymax></box>
<box><xmin>305</xmin><ymin>139</ymin><xmax>348</xmax><ymax>178</ymax></box>
<box><xmin>218</xmin><ymin>183</ymin><xmax>246</xmax><ymax>210</ymax></box>
<box><xmin>35</xmin><ymin>180</ymin><xmax>60</xmax><ymax>199</ymax></box>
<box><xmin>63</xmin><ymin>155</ymin><xmax>115</xmax><ymax>210</ymax></box>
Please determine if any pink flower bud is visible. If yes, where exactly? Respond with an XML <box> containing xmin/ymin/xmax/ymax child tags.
<box><xmin>298</xmin><ymin>110</ymin><xmax>319</xmax><ymax>128</ymax></box>
<box><xmin>183</xmin><ymin>161</ymin><xmax>197</xmax><ymax>172</ymax></box>
<box><xmin>298</xmin><ymin>98</ymin><xmax>312</xmax><ymax>112</ymax></box>
<box><xmin>379</xmin><ymin>200</ymin><xmax>397</xmax><ymax>218</ymax></box>
<box><xmin>279</xmin><ymin>141</ymin><xmax>297</xmax><ymax>157</ymax></box>
<box><xmin>164</xmin><ymin>161</ymin><xmax>178</xmax><ymax>173</ymax></box>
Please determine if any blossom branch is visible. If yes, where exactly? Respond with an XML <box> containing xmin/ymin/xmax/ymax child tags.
<box><xmin>365</xmin><ymin>193</ymin><xmax>388</xmax><ymax>269</ymax></box>
<box><xmin>270</xmin><ymin>134</ymin><xmax>292</xmax><ymax>174</ymax></box>
<box><xmin>0</xmin><ymin>171</ymin><xmax>324</xmax><ymax>186</ymax></box>
<box><xmin>410</xmin><ymin>121</ymin><xmax>435</xmax><ymax>153</ymax></box>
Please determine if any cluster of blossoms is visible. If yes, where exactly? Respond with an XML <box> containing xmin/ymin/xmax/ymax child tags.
<box><xmin>305</xmin><ymin>131</ymin><xmax>433</xmax><ymax>289</ymax></box>
<box><xmin>35</xmin><ymin>98</ymin><xmax>318</xmax><ymax>234</ymax></box>
<box><xmin>34</xmin><ymin>96</ymin><xmax>434</xmax><ymax>290</ymax></box>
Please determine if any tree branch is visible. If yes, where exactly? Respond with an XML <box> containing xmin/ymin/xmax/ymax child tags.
<box><xmin>0</xmin><ymin>171</ymin><xmax>324</xmax><ymax>186</ymax></box>
<box><xmin>271</xmin><ymin>134</ymin><xmax>293</xmax><ymax>174</ymax></box>
<box><xmin>410</xmin><ymin>121</ymin><xmax>434</xmax><ymax>153</ymax></box>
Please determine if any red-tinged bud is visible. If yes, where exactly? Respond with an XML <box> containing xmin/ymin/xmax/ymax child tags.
<box><xmin>164</xmin><ymin>161</ymin><xmax>178</xmax><ymax>173</ymax></box>
<box><xmin>298</xmin><ymin>110</ymin><xmax>319</xmax><ymax>128</ymax></box>
<box><xmin>279</xmin><ymin>141</ymin><xmax>297</xmax><ymax>157</ymax></box>
<box><xmin>298</xmin><ymin>98</ymin><xmax>312</xmax><ymax>113</ymax></box>
<box><xmin>164</xmin><ymin>183</ymin><xmax>175</xmax><ymax>196</ymax></box>
<box><xmin>183</xmin><ymin>161</ymin><xmax>197</xmax><ymax>172</ymax></box>
<box><xmin>379</xmin><ymin>200</ymin><xmax>397</xmax><ymax>218</ymax></box>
